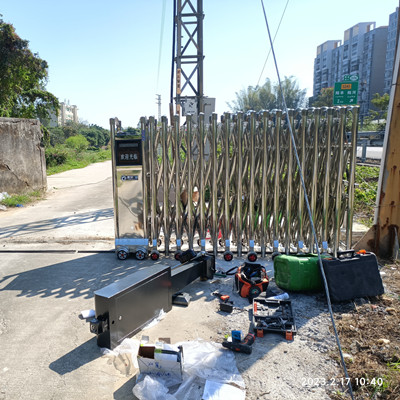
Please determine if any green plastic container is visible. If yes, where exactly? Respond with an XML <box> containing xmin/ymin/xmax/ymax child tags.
<box><xmin>273</xmin><ymin>254</ymin><xmax>323</xmax><ymax>291</ymax></box>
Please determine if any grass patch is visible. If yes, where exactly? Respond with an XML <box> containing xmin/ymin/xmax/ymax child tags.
<box><xmin>354</xmin><ymin>165</ymin><xmax>380</xmax><ymax>227</ymax></box>
<box><xmin>0</xmin><ymin>190</ymin><xmax>44</xmax><ymax>208</ymax></box>
<box><xmin>46</xmin><ymin>147</ymin><xmax>111</xmax><ymax>175</ymax></box>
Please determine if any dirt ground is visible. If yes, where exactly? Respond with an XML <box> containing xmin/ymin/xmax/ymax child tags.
<box><xmin>329</xmin><ymin>260</ymin><xmax>400</xmax><ymax>399</ymax></box>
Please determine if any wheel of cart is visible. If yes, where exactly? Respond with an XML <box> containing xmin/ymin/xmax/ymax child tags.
<box><xmin>150</xmin><ymin>250</ymin><xmax>160</xmax><ymax>261</ymax></box>
<box><xmin>247</xmin><ymin>252</ymin><xmax>258</xmax><ymax>262</ymax></box>
<box><xmin>223</xmin><ymin>251</ymin><xmax>234</xmax><ymax>262</ymax></box>
<box><xmin>135</xmin><ymin>248</ymin><xmax>147</xmax><ymax>260</ymax></box>
<box><xmin>117</xmin><ymin>247</ymin><xmax>129</xmax><ymax>260</ymax></box>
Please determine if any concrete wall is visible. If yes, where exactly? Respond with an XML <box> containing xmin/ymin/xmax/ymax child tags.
<box><xmin>0</xmin><ymin>118</ymin><xmax>47</xmax><ymax>194</ymax></box>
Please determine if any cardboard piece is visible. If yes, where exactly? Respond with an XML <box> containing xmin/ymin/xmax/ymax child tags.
<box><xmin>137</xmin><ymin>345</ymin><xmax>183</xmax><ymax>382</ymax></box>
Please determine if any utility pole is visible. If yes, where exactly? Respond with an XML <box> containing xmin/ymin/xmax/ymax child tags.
<box><xmin>156</xmin><ymin>94</ymin><xmax>161</xmax><ymax>122</ymax></box>
<box><xmin>175</xmin><ymin>0</ymin><xmax>204</xmax><ymax>116</ymax></box>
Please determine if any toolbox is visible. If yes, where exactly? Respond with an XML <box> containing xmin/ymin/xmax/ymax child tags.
<box><xmin>252</xmin><ymin>297</ymin><xmax>296</xmax><ymax>339</ymax></box>
<box><xmin>273</xmin><ymin>254</ymin><xmax>323</xmax><ymax>291</ymax></box>
<box><xmin>322</xmin><ymin>250</ymin><xmax>384</xmax><ymax>302</ymax></box>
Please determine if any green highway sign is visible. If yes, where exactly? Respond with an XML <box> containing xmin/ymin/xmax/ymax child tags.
<box><xmin>333</xmin><ymin>74</ymin><xmax>359</xmax><ymax>105</ymax></box>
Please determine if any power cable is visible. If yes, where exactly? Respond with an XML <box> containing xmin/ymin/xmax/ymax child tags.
<box><xmin>260</xmin><ymin>1</ymin><xmax>355</xmax><ymax>399</ymax></box>
<box><xmin>156</xmin><ymin>0</ymin><xmax>167</xmax><ymax>93</ymax></box>
<box><xmin>170</xmin><ymin>0</ymin><xmax>177</xmax><ymax>105</ymax></box>
<box><xmin>256</xmin><ymin>0</ymin><xmax>289</xmax><ymax>87</ymax></box>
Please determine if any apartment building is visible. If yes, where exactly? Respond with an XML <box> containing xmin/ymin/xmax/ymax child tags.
<box><xmin>49</xmin><ymin>100</ymin><xmax>78</xmax><ymax>127</ymax></box>
<box><xmin>384</xmin><ymin>8</ymin><xmax>399</xmax><ymax>93</ymax></box>
<box><xmin>313</xmin><ymin>9</ymin><xmax>398</xmax><ymax>118</ymax></box>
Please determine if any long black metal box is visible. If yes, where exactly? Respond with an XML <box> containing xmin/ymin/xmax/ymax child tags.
<box><xmin>94</xmin><ymin>265</ymin><xmax>172</xmax><ymax>349</ymax></box>
<box><xmin>322</xmin><ymin>251</ymin><xmax>384</xmax><ymax>302</ymax></box>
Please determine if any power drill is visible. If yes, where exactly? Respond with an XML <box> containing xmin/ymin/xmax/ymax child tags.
<box><xmin>222</xmin><ymin>333</ymin><xmax>255</xmax><ymax>354</ymax></box>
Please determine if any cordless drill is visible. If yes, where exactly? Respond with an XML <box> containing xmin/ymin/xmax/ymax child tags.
<box><xmin>222</xmin><ymin>333</ymin><xmax>255</xmax><ymax>354</ymax></box>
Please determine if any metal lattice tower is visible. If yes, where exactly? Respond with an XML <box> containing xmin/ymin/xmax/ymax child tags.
<box><xmin>175</xmin><ymin>0</ymin><xmax>204</xmax><ymax>115</ymax></box>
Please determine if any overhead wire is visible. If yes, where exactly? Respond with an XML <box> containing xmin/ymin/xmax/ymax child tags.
<box><xmin>259</xmin><ymin>1</ymin><xmax>355</xmax><ymax>399</ymax></box>
<box><xmin>256</xmin><ymin>0</ymin><xmax>290</xmax><ymax>87</ymax></box>
<box><xmin>156</xmin><ymin>0</ymin><xmax>167</xmax><ymax>93</ymax></box>
<box><xmin>170</xmin><ymin>0</ymin><xmax>177</xmax><ymax>105</ymax></box>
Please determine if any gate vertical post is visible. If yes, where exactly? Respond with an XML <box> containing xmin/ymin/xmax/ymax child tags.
<box><xmin>149</xmin><ymin>117</ymin><xmax>158</xmax><ymax>252</ymax></box>
<box><xmin>322</xmin><ymin>108</ymin><xmax>333</xmax><ymax>253</ymax></box>
<box><xmin>333</xmin><ymin>107</ymin><xmax>346</xmax><ymax>257</ymax></box>
<box><xmin>297</xmin><ymin>109</ymin><xmax>307</xmax><ymax>253</ymax></box>
<box><xmin>162</xmin><ymin>116</ymin><xmax>170</xmax><ymax>255</ymax></box>
<box><xmin>310</xmin><ymin>108</ymin><xmax>321</xmax><ymax>252</ymax></box>
<box><xmin>285</xmin><ymin>110</ymin><xmax>294</xmax><ymax>254</ymax></box>
<box><xmin>140</xmin><ymin>117</ymin><xmax>149</xmax><ymax>243</ymax></box>
<box><xmin>223</xmin><ymin>113</ymin><xmax>231</xmax><ymax>253</ymax></box>
<box><xmin>186</xmin><ymin>114</ymin><xmax>194</xmax><ymax>249</ymax></box>
<box><xmin>273</xmin><ymin>111</ymin><xmax>282</xmax><ymax>254</ymax></box>
<box><xmin>236</xmin><ymin>112</ymin><xmax>244</xmax><ymax>257</ymax></box>
<box><xmin>174</xmin><ymin>115</ymin><xmax>182</xmax><ymax>254</ymax></box>
<box><xmin>211</xmin><ymin>113</ymin><xmax>218</xmax><ymax>257</ymax></box>
<box><xmin>249</xmin><ymin>111</ymin><xmax>256</xmax><ymax>254</ymax></box>
<box><xmin>261</xmin><ymin>111</ymin><xmax>268</xmax><ymax>257</ymax></box>
<box><xmin>199</xmin><ymin>112</ymin><xmax>206</xmax><ymax>252</ymax></box>
<box><xmin>347</xmin><ymin>106</ymin><xmax>359</xmax><ymax>248</ymax></box>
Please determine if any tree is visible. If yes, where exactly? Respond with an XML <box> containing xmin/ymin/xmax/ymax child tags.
<box><xmin>309</xmin><ymin>87</ymin><xmax>334</xmax><ymax>107</ymax></box>
<box><xmin>0</xmin><ymin>17</ymin><xmax>59</xmax><ymax>119</ymax></box>
<box><xmin>370</xmin><ymin>93</ymin><xmax>390</xmax><ymax>120</ymax></box>
<box><xmin>228</xmin><ymin>76</ymin><xmax>307</xmax><ymax>112</ymax></box>
<box><xmin>48</xmin><ymin>122</ymin><xmax>110</xmax><ymax>148</ymax></box>
<box><xmin>65</xmin><ymin>134</ymin><xmax>89</xmax><ymax>152</ymax></box>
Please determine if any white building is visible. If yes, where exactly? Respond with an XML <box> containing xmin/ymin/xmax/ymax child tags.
<box><xmin>49</xmin><ymin>100</ymin><xmax>78</xmax><ymax>127</ymax></box>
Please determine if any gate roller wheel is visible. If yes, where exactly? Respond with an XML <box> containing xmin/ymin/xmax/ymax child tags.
<box><xmin>174</xmin><ymin>251</ymin><xmax>182</xmax><ymax>261</ymax></box>
<box><xmin>223</xmin><ymin>251</ymin><xmax>234</xmax><ymax>262</ymax></box>
<box><xmin>135</xmin><ymin>249</ymin><xmax>146</xmax><ymax>260</ymax></box>
<box><xmin>117</xmin><ymin>247</ymin><xmax>129</xmax><ymax>261</ymax></box>
<box><xmin>150</xmin><ymin>250</ymin><xmax>160</xmax><ymax>261</ymax></box>
<box><xmin>247</xmin><ymin>252</ymin><xmax>258</xmax><ymax>262</ymax></box>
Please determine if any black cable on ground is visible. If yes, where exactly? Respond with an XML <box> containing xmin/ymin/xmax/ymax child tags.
<box><xmin>260</xmin><ymin>1</ymin><xmax>355</xmax><ymax>398</ymax></box>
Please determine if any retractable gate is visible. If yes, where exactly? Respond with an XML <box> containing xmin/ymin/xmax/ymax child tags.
<box><xmin>123</xmin><ymin>107</ymin><xmax>358</xmax><ymax>258</ymax></box>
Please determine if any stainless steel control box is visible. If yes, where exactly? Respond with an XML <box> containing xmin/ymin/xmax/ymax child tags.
<box><xmin>111</xmin><ymin>125</ymin><xmax>148</xmax><ymax>260</ymax></box>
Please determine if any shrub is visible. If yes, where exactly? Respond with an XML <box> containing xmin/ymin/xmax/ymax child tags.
<box><xmin>65</xmin><ymin>134</ymin><xmax>89</xmax><ymax>152</ymax></box>
<box><xmin>45</xmin><ymin>146</ymin><xmax>69</xmax><ymax>167</ymax></box>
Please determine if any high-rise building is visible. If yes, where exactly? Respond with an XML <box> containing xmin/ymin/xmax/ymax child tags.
<box><xmin>313</xmin><ymin>9</ymin><xmax>398</xmax><ymax>118</ymax></box>
<box><xmin>313</xmin><ymin>40</ymin><xmax>342</xmax><ymax>95</ymax></box>
<box><xmin>384</xmin><ymin>8</ymin><xmax>399</xmax><ymax>94</ymax></box>
<box><xmin>360</xmin><ymin>26</ymin><xmax>388</xmax><ymax>117</ymax></box>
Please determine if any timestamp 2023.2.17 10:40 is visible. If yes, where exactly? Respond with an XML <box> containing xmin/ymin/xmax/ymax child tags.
<box><xmin>301</xmin><ymin>377</ymin><xmax>384</xmax><ymax>387</ymax></box>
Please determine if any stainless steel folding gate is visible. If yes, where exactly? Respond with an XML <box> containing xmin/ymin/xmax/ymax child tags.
<box><xmin>136</xmin><ymin>107</ymin><xmax>359</xmax><ymax>258</ymax></box>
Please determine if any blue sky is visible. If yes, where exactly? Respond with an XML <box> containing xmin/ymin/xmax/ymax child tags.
<box><xmin>1</xmin><ymin>0</ymin><xmax>398</xmax><ymax>128</ymax></box>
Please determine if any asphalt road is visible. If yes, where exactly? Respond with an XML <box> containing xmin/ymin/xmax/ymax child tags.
<box><xmin>0</xmin><ymin>161</ymin><xmax>115</xmax><ymax>251</ymax></box>
<box><xmin>0</xmin><ymin>161</ymin><xmax>133</xmax><ymax>400</ymax></box>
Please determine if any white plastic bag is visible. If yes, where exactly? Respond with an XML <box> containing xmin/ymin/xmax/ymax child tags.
<box><xmin>133</xmin><ymin>375</ymin><xmax>177</xmax><ymax>400</ymax></box>
<box><xmin>178</xmin><ymin>340</ymin><xmax>245</xmax><ymax>388</ymax></box>
<box><xmin>101</xmin><ymin>338</ymin><xmax>140</xmax><ymax>376</ymax></box>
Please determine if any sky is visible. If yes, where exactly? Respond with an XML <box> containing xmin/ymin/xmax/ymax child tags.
<box><xmin>1</xmin><ymin>0</ymin><xmax>398</xmax><ymax>129</ymax></box>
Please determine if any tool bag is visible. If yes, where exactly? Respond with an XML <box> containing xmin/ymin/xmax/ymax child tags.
<box><xmin>322</xmin><ymin>250</ymin><xmax>384</xmax><ymax>302</ymax></box>
<box><xmin>227</xmin><ymin>262</ymin><xmax>269</xmax><ymax>302</ymax></box>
